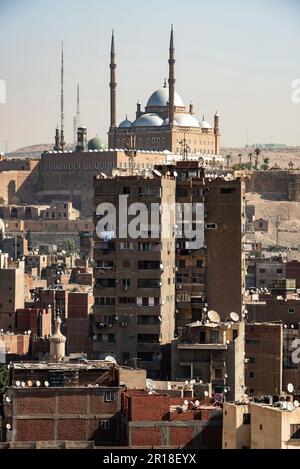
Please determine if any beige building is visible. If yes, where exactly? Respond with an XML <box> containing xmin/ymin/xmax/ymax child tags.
<box><xmin>108</xmin><ymin>28</ymin><xmax>220</xmax><ymax>156</ymax></box>
<box><xmin>223</xmin><ymin>401</ymin><xmax>300</xmax><ymax>449</ymax></box>
<box><xmin>171</xmin><ymin>320</ymin><xmax>245</xmax><ymax>402</ymax></box>
<box><xmin>41</xmin><ymin>201</ymin><xmax>80</xmax><ymax>220</ymax></box>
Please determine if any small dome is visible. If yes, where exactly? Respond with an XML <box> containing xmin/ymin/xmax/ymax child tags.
<box><xmin>147</xmin><ymin>87</ymin><xmax>184</xmax><ymax>107</ymax></box>
<box><xmin>133</xmin><ymin>113</ymin><xmax>164</xmax><ymax>127</ymax></box>
<box><xmin>200</xmin><ymin>116</ymin><xmax>212</xmax><ymax>129</ymax></box>
<box><xmin>164</xmin><ymin>113</ymin><xmax>200</xmax><ymax>128</ymax></box>
<box><xmin>119</xmin><ymin>116</ymin><xmax>133</xmax><ymax>129</ymax></box>
<box><xmin>88</xmin><ymin>136</ymin><xmax>106</xmax><ymax>151</ymax></box>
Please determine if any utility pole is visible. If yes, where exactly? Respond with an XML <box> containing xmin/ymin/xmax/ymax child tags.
<box><xmin>275</xmin><ymin>215</ymin><xmax>281</xmax><ymax>246</ymax></box>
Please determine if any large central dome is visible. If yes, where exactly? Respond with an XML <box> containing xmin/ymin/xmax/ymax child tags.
<box><xmin>147</xmin><ymin>87</ymin><xmax>184</xmax><ymax>107</ymax></box>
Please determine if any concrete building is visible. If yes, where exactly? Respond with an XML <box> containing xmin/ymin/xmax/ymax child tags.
<box><xmin>171</xmin><ymin>320</ymin><xmax>245</xmax><ymax>402</ymax></box>
<box><xmin>2</xmin><ymin>235</ymin><xmax>28</xmax><ymax>260</ymax></box>
<box><xmin>66</xmin><ymin>292</ymin><xmax>93</xmax><ymax>355</ymax></box>
<box><xmin>40</xmin><ymin>201</ymin><xmax>80</xmax><ymax>221</ymax></box>
<box><xmin>0</xmin><ymin>265</ymin><xmax>25</xmax><ymax>330</ymax></box>
<box><xmin>93</xmin><ymin>173</ymin><xmax>176</xmax><ymax>378</ymax></box>
<box><xmin>121</xmin><ymin>391</ymin><xmax>222</xmax><ymax>448</ymax></box>
<box><xmin>255</xmin><ymin>259</ymin><xmax>286</xmax><ymax>289</ymax></box>
<box><xmin>223</xmin><ymin>401</ymin><xmax>300</xmax><ymax>449</ymax></box>
<box><xmin>245</xmin><ymin>323</ymin><xmax>283</xmax><ymax>396</ymax></box>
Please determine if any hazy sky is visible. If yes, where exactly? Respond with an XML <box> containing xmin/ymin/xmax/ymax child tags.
<box><xmin>0</xmin><ymin>0</ymin><xmax>299</xmax><ymax>152</ymax></box>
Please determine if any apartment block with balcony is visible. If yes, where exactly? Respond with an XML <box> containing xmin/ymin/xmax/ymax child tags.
<box><xmin>93</xmin><ymin>173</ymin><xmax>176</xmax><ymax>378</ymax></box>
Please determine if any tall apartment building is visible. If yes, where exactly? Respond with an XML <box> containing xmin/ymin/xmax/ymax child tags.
<box><xmin>155</xmin><ymin>161</ymin><xmax>245</xmax><ymax>328</ymax></box>
<box><xmin>0</xmin><ymin>265</ymin><xmax>25</xmax><ymax>330</ymax></box>
<box><xmin>93</xmin><ymin>173</ymin><xmax>176</xmax><ymax>378</ymax></box>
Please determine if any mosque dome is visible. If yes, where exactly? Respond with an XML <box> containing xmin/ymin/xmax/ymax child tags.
<box><xmin>88</xmin><ymin>136</ymin><xmax>106</xmax><ymax>150</ymax></box>
<box><xmin>119</xmin><ymin>116</ymin><xmax>133</xmax><ymax>129</ymax></box>
<box><xmin>133</xmin><ymin>113</ymin><xmax>164</xmax><ymax>127</ymax></box>
<box><xmin>200</xmin><ymin>117</ymin><xmax>212</xmax><ymax>129</ymax></box>
<box><xmin>163</xmin><ymin>113</ymin><xmax>200</xmax><ymax>127</ymax></box>
<box><xmin>147</xmin><ymin>87</ymin><xmax>184</xmax><ymax>107</ymax></box>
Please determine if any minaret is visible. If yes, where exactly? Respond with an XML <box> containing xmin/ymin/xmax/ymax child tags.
<box><xmin>60</xmin><ymin>41</ymin><xmax>65</xmax><ymax>151</ymax></box>
<box><xmin>214</xmin><ymin>111</ymin><xmax>220</xmax><ymax>154</ymax></box>
<box><xmin>49</xmin><ymin>315</ymin><xmax>66</xmax><ymax>362</ymax></box>
<box><xmin>54</xmin><ymin>126</ymin><xmax>60</xmax><ymax>151</ymax></box>
<box><xmin>76</xmin><ymin>84</ymin><xmax>80</xmax><ymax>128</ymax></box>
<box><xmin>110</xmin><ymin>30</ymin><xmax>117</xmax><ymax>129</ymax></box>
<box><xmin>168</xmin><ymin>25</ymin><xmax>175</xmax><ymax>125</ymax></box>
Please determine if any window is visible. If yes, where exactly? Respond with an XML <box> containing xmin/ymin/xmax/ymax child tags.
<box><xmin>259</xmin><ymin>424</ymin><xmax>263</xmax><ymax>430</ymax></box>
<box><xmin>243</xmin><ymin>413</ymin><xmax>251</xmax><ymax>425</ymax></box>
<box><xmin>288</xmin><ymin>308</ymin><xmax>295</xmax><ymax>314</ymax></box>
<box><xmin>100</xmin><ymin>419</ymin><xmax>110</xmax><ymax>430</ymax></box>
<box><xmin>259</xmin><ymin>268</ymin><xmax>266</xmax><ymax>273</ymax></box>
<box><xmin>249</xmin><ymin>372</ymin><xmax>254</xmax><ymax>378</ymax></box>
<box><xmin>123</xmin><ymin>260</ymin><xmax>131</xmax><ymax>268</ymax></box>
<box><xmin>249</xmin><ymin>357</ymin><xmax>256</xmax><ymax>363</ymax></box>
<box><xmin>221</xmin><ymin>187</ymin><xmax>236</xmax><ymax>194</ymax></box>
<box><xmin>123</xmin><ymin>187</ymin><xmax>131</xmax><ymax>194</ymax></box>
<box><xmin>277</xmin><ymin>268</ymin><xmax>283</xmax><ymax>274</ymax></box>
<box><xmin>196</xmin><ymin>260</ymin><xmax>203</xmax><ymax>268</ymax></box>
<box><xmin>105</xmin><ymin>392</ymin><xmax>116</xmax><ymax>402</ymax></box>
<box><xmin>290</xmin><ymin>424</ymin><xmax>300</xmax><ymax>439</ymax></box>
<box><xmin>205</xmin><ymin>223</ymin><xmax>217</xmax><ymax>230</ymax></box>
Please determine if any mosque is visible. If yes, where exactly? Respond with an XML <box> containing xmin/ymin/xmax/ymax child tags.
<box><xmin>108</xmin><ymin>26</ymin><xmax>221</xmax><ymax>156</ymax></box>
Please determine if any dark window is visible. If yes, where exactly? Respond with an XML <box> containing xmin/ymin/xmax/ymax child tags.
<box><xmin>249</xmin><ymin>372</ymin><xmax>254</xmax><ymax>378</ymax></box>
<box><xmin>290</xmin><ymin>424</ymin><xmax>300</xmax><ymax>439</ymax></box>
<box><xmin>259</xmin><ymin>268</ymin><xmax>266</xmax><ymax>273</ymax></box>
<box><xmin>221</xmin><ymin>187</ymin><xmax>236</xmax><ymax>194</ymax></box>
<box><xmin>260</xmin><ymin>424</ymin><xmax>263</xmax><ymax>430</ymax></box>
<box><xmin>123</xmin><ymin>187</ymin><xmax>131</xmax><ymax>194</ymax></box>
<box><xmin>277</xmin><ymin>268</ymin><xmax>283</xmax><ymax>274</ymax></box>
<box><xmin>243</xmin><ymin>413</ymin><xmax>251</xmax><ymax>425</ymax></box>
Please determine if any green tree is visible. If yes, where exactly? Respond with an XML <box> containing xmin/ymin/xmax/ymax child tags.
<box><xmin>254</xmin><ymin>148</ymin><xmax>261</xmax><ymax>169</ymax></box>
<box><xmin>260</xmin><ymin>157</ymin><xmax>270</xmax><ymax>170</ymax></box>
<box><xmin>63</xmin><ymin>238</ymin><xmax>77</xmax><ymax>255</ymax></box>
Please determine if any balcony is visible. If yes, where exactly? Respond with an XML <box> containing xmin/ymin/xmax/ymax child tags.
<box><xmin>178</xmin><ymin>342</ymin><xmax>227</xmax><ymax>350</ymax></box>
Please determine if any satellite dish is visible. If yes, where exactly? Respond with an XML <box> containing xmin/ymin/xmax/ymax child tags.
<box><xmin>36</xmin><ymin>380</ymin><xmax>41</xmax><ymax>387</ymax></box>
<box><xmin>204</xmin><ymin>390</ymin><xmax>209</xmax><ymax>397</ymax></box>
<box><xmin>294</xmin><ymin>400</ymin><xmax>299</xmax><ymax>408</ymax></box>
<box><xmin>104</xmin><ymin>355</ymin><xmax>117</xmax><ymax>364</ymax></box>
<box><xmin>287</xmin><ymin>383</ymin><xmax>294</xmax><ymax>393</ymax></box>
<box><xmin>287</xmin><ymin>402</ymin><xmax>294</xmax><ymax>412</ymax></box>
<box><xmin>153</xmin><ymin>169</ymin><xmax>162</xmax><ymax>177</ymax></box>
<box><xmin>5</xmin><ymin>396</ymin><xmax>11</xmax><ymax>403</ymax></box>
<box><xmin>146</xmin><ymin>379</ymin><xmax>156</xmax><ymax>390</ymax></box>
<box><xmin>195</xmin><ymin>400</ymin><xmax>200</xmax><ymax>406</ymax></box>
<box><xmin>6</xmin><ymin>423</ymin><xmax>11</xmax><ymax>430</ymax></box>
<box><xmin>184</xmin><ymin>380</ymin><xmax>189</xmax><ymax>385</ymax></box>
<box><xmin>230</xmin><ymin>312</ymin><xmax>240</xmax><ymax>322</ymax></box>
<box><xmin>27</xmin><ymin>380</ymin><xmax>33</xmax><ymax>387</ymax></box>
<box><xmin>16</xmin><ymin>381</ymin><xmax>21</xmax><ymax>387</ymax></box>
<box><xmin>173</xmin><ymin>171</ymin><xmax>178</xmax><ymax>177</ymax></box>
<box><xmin>21</xmin><ymin>382</ymin><xmax>26</xmax><ymax>388</ymax></box>
<box><xmin>190</xmin><ymin>379</ymin><xmax>196</xmax><ymax>385</ymax></box>
<box><xmin>207</xmin><ymin>310</ymin><xmax>220</xmax><ymax>323</ymax></box>
<box><xmin>44</xmin><ymin>381</ymin><xmax>49</xmax><ymax>387</ymax></box>
<box><xmin>184</xmin><ymin>399</ymin><xmax>189</xmax><ymax>406</ymax></box>
<box><xmin>281</xmin><ymin>401</ymin><xmax>288</xmax><ymax>410</ymax></box>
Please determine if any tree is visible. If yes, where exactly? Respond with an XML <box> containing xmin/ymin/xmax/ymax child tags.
<box><xmin>237</xmin><ymin>153</ymin><xmax>242</xmax><ymax>169</ymax></box>
<box><xmin>254</xmin><ymin>148</ymin><xmax>261</xmax><ymax>169</ymax></box>
<box><xmin>260</xmin><ymin>157</ymin><xmax>270</xmax><ymax>170</ymax></box>
<box><xmin>248</xmin><ymin>153</ymin><xmax>253</xmax><ymax>170</ymax></box>
<box><xmin>63</xmin><ymin>238</ymin><xmax>77</xmax><ymax>255</ymax></box>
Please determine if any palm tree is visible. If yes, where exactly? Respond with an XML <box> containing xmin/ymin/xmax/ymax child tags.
<box><xmin>237</xmin><ymin>153</ymin><xmax>242</xmax><ymax>169</ymax></box>
<box><xmin>261</xmin><ymin>157</ymin><xmax>270</xmax><ymax>170</ymax></box>
<box><xmin>288</xmin><ymin>161</ymin><xmax>294</xmax><ymax>171</ymax></box>
<box><xmin>225</xmin><ymin>154</ymin><xmax>231</xmax><ymax>170</ymax></box>
<box><xmin>254</xmin><ymin>148</ymin><xmax>261</xmax><ymax>169</ymax></box>
<box><xmin>248</xmin><ymin>153</ymin><xmax>253</xmax><ymax>170</ymax></box>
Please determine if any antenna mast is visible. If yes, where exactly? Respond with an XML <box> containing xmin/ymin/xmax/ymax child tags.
<box><xmin>60</xmin><ymin>41</ymin><xmax>65</xmax><ymax>151</ymax></box>
<box><xmin>76</xmin><ymin>84</ymin><xmax>80</xmax><ymax>128</ymax></box>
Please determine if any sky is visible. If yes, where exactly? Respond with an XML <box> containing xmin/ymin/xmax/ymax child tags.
<box><xmin>0</xmin><ymin>0</ymin><xmax>299</xmax><ymax>152</ymax></box>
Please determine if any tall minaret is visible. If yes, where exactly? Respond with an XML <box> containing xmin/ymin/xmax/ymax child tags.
<box><xmin>76</xmin><ymin>84</ymin><xmax>80</xmax><ymax>128</ymax></box>
<box><xmin>214</xmin><ymin>111</ymin><xmax>220</xmax><ymax>154</ymax></box>
<box><xmin>60</xmin><ymin>41</ymin><xmax>65</xmax><ymax>151</ymax></box>
<box><xmin>168</xmin><ymin>25</ymin><xmax>175</xmax><ymax>125</ymax></box>
<box><xmin>110</xmin><ymin>30</ymin><xmax>117</xmax><ymax>129</ymax></box>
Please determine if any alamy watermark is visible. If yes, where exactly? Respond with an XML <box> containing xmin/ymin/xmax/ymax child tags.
<box><xmin>291</xmin><ymin>79</ymin><xmax>300</xmax><ymax>104</ymax></box>
<box><xmin>0</xmin><ymin>79</ymin><xmax>6</xmax><ymax>103</ymax></box>
<box><xmin>96</xmin><ymin>196</ymin><xmax>204</xmax><ymax>249</ymax></box>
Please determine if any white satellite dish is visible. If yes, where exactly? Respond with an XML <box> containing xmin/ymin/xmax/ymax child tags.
<box><xmin>21</xmin><ymin>381</ymin><xmax>26</xmax><ymax>388</ymax></box>
<box><xmin>294</xmin><ymin>400</ymin><xmax>299</xmax><ymax>408</ymax></box>
<box><xmin>281</xmin><ymin>401</ymin><xmax>288</xmax><ymax>410</ymax></box>
<box><xmin>184</xmin><ymin>399</ymin><xmax>189</xmax><ymax>406</ymax></box>
<box><xmin>5</xmin><ymin>396</ymin><xmax>11</xmax><ymax>403</ymax></box>
<box><xmin>207</xmin><ymin>310</ymin><xmax>220</xmax><ymax>323</ymax></box>
<box><xmin>44</xmin><ymin>381</ymin><xmax>49</xmax><ymax>387</ymax></box>
<box><xmin>287</xmin><ymin>402</ymin><xmax>294</xmax><ymax>412</ymax></box>
<box><xmin>173</xmin><ymin>171</ymin><xmax>178</xmax><ymax>177</ymax></box>
<box><xmin>36</xmin><ymin>380</ymin><xmax>41</xmax><ymax>387</ymax></box>
<box><xmin>104</xmin><ymin>355</ymin><xmax>117</xmax><ymax>364</ymax></box>
<box><xmin>195</xmin><ymin>400</ymin><xmax>200</xmax><ymax>406</ymax></box>
<box><xmin>190</xmin><ymin>379</ymin><xmax>196</xmax><ymax>385</ymax></box>
<box><xmin>287</xmin><ymin>383</ymin><xmax>294</xmax><ymax>393</ymax></box>
<box><xmin>6</xmin><ymin>423</ymin><xmax>11</xmax><ymax>430</ymax></box>
<box><xmin>146</xmin><ymin>379</ymin><xmax>156</xmax><ymax>390</ymax></box>
<box><xmin>16</xmin><ymin>381</ymin><xmax>21</xmax><ymax>387</ymax></box>
<box><xmin>204</xmin><ymin>390</ymin><xmax>209</xmax><ymax>397</ymax></box>
<box><xmin>184</xmin><ymin>380</ymin><xmax>189</xmax><ymax>385</ymax></box>
<box><xmin>230</xmin><ymin>312</ymin><xmax>240</xmax><ymax>322</ymax></box>
<box><xmin>153</xmin><ymin>169</ymin><xmax>162</xmax><ymax>177</ymax></box>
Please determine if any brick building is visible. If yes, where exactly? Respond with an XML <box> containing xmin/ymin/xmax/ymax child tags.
<box><xmin>121</xmin><ymin>390</ymin><xmax>222</xmax><ymax>448</ymax></box>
